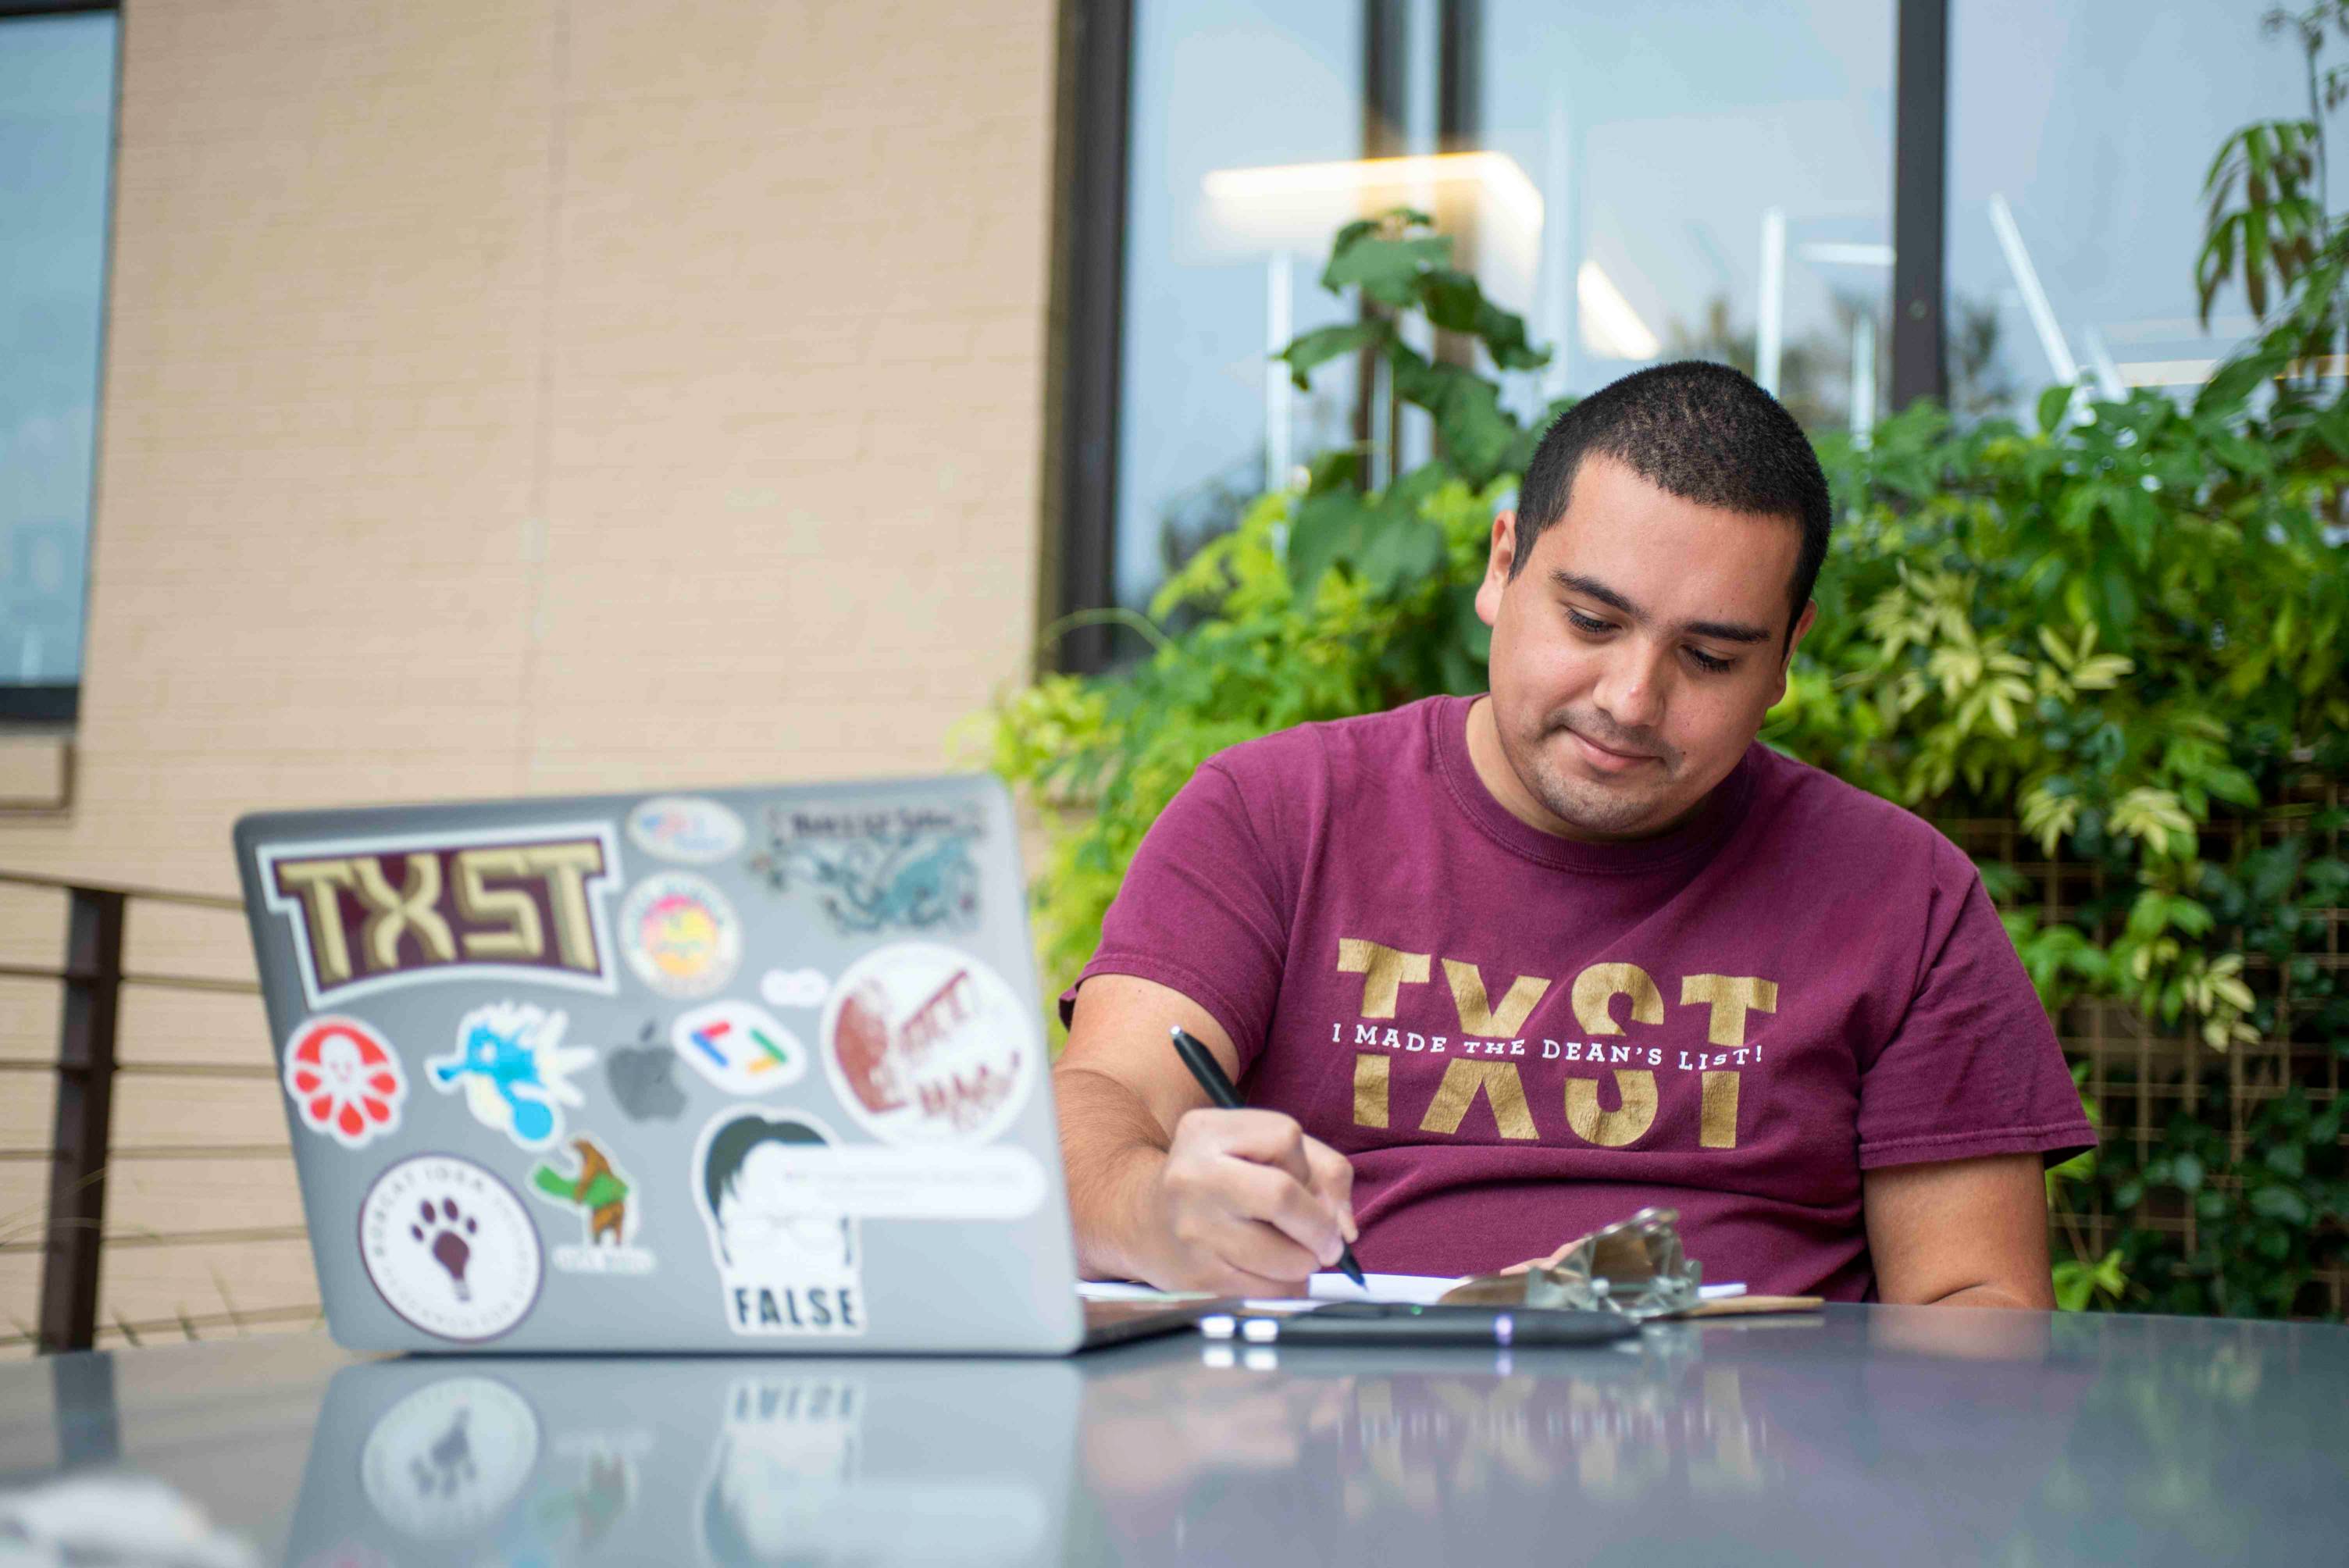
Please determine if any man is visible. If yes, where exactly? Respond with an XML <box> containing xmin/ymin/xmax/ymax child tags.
<box><xmin>1054</xmin><ymin>362</ymin><xmax>2091</xmax><ymax>1306</ymax></box>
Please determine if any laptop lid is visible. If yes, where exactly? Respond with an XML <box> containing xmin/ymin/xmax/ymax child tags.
<box><xmin>235</xmin><ymin>775</ymin><xmax>1084</xmax><ymax>1354</ymax></box>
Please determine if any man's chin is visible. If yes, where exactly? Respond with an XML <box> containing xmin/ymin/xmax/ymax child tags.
<box><xmin>1529</xmin><ymin>764</ymin><xmax>1670</xmax><ymax>840</ymax></box>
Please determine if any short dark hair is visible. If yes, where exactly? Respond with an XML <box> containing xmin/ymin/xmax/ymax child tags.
<box><xmin>1510</xmin><ymin>361</ymin><xmax>1831</xmax><ymax>640</ymax></box>
<box><xmin>702</xmin><ymin>1110</ymin><xmax>829</xmax><ymax>1226</ymax></box>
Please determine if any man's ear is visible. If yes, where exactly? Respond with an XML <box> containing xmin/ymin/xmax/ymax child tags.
<box><xmin>1771</xmin><ymin>599</ymin><xmax>1820</xmax><ymax>702</ymax></box>
<box><xmin>1474</xmin><ymin>511</ymin><xmax>1517</xmax><ymax>628</ymax></box>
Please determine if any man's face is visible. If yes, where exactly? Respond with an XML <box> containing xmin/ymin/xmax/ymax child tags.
<box><xmin>1474</xmin><ymin>452</ymin><xmax>1815</xmax><ymax>839</ymax></box>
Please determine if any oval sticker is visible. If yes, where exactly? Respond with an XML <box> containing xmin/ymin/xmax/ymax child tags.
<box><xmin>627</xmin><ymin>796</ymin><xmax>747</xmax><ymax>865</ymax></box>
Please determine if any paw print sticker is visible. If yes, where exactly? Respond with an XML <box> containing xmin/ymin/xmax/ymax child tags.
<box><xmin>359</xmin><ymin>1156</ymin><xmax>542</xmax><ymax>1342</ymax></box>
<box><xmin>410</xmin><ymin>1198</ymin><xmax>479</xmax><ymax>1303</ymax></box>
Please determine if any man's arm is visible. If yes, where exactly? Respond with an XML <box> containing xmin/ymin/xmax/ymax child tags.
<box><xmin>1862</xmin><ymin>1152</ymin><xmax>2055</xmax><ymax>1308</ymax></box>
<box><xmin>1057</xmin><ymin>973</ymin><xmax>1356</xmax><ymax>1294</ymax></box>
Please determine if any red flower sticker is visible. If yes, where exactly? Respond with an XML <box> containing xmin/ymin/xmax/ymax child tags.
<box><xmin>283</xmin><ymin>1016</ymin><xmax>408</xmax><ymax>1149</ymax></box>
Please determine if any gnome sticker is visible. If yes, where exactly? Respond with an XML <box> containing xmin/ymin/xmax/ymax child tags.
<box><xmin>528</xmin><ymin>1135</ymin><xmax>655</xmax><ymax>1275</ymax></box>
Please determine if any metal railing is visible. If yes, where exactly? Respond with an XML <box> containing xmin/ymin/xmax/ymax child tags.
<box><xmin>0</xmin><ymin>871</ymin><xmax>263</xmax><ymax>1353</ymax></box>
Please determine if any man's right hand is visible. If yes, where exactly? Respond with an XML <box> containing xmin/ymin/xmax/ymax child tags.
<box><xmin>1054</xmin><ymin>974</ymin><xmax>1361</xmax><ymax>1295</ymax></box>
<box><xmin>1147</xmin><ymin>1107</ymin><xmax>1357</xmax><ymax>1294</ymax></box>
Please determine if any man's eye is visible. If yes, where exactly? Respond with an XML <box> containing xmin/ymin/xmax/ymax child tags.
<box><xmin>1567</xmin><ymin>610</ymin><xmax>1612</xmax><ymax>634</ymax></box>
<box><xmin>1687</xmin><ymin>647</ymin><xmax>1734</xmax><ymax>674</ymax></box>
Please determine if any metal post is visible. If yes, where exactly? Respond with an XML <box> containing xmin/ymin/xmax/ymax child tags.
<box><xmin>1891</xmin><ymin>0</ymin><xmax>1948</xmax><ymax>409</ymax></box>
<box><xmin>38</xmin><ymin>886</ymin><xmax>124</xmax><ymax>1353</ymax></box>
<box><xmin>1046</xmin><ymin>0</ymin><xmax>1133</xmax><ymax>674</ymax></box>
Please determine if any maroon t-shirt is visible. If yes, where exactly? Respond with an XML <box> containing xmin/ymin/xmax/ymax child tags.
<box><xmin>1064</xmin><ymin>695</ymin><xmax>2092</xmax><ymax>1299</ymax></box>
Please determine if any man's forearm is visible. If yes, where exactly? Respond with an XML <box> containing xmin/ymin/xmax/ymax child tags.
<box><xmin>1916</xmin><ymin>1280</ymin><xmax>2051</xmax><ymax>1310</ymax></box>
<box><xmin>1054</xmin><ymin>1064</ymin><xmax>1176</xmax><ymax>1283</ymax></box>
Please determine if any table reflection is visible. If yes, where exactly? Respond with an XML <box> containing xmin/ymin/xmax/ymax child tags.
<box><xmin>5</xmin><ymin>1305</ymin><xmax>2342</xmax><ymax>1566</ymax></box>
<box><xmin>284</xmin><ymin>1357</ymin><xmax>1075</xmax><ymax>1566</ymax></box>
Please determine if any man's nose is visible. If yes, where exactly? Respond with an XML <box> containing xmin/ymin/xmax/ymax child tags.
<box><xmin>1592</xmin><ymin>641</ymin><xmax>1667</xmax><ymax>734</ymax></box>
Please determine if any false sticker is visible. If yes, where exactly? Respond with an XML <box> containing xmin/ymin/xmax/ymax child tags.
<box><xmin>693</xmin><ymin>1109</ymin><xmax>866</xmax><ymax>1338</ymax></box>
<box><xmin>283</xmin><ymin>1015</ymin><xmax>407</xmax><ymax>1149</ymax></box>
<box><xmin>818</xmin><ymin>943</ymin><xmax>1036</xmax><ymax>1146</ymax></box>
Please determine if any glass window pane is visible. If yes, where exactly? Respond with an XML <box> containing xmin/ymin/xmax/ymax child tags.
<box><xmin>0</xmin><ymin>10</ymin><xmax>116</xmax><ymax>692</ymax></box>
<box><xmin>1479</xmin><ymin>1</ymin><xmax>1895</xmax><ymax>438</ymax></box>
<box><xmin>1117</xmin><ymin>0</ymin><xmax>1363</xmax><ymax>611</ymax></box>
<box><xmin>1947</xmin><ymin>2</ymin><xmax>2321</xmax><ymax>420</ymax></box>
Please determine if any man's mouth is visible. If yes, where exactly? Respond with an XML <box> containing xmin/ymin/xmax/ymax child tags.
<box><xmin>1564</xmin><ymin>726</ymin><xmax>1660</xmax><ymax>776</ymax></box>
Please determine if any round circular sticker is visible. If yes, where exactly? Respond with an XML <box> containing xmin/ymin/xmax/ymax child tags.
<box><xmin>360</xmin><ymin>1375</ymin><xmax>540</xmax><ymax>1538</ymax></box>
<box><xmin>818</xmin><ymin>943</ymin><xmax>1037</xmax><ymax>1145</ymax></box>
<box><xmin>619</xmin><ymin>871</ymin><xmax>742</xmax><ymax>999</ymax></box>
<box><xmin>358</xmin><ymin>1155</ymin><xmax>543</xmax><ymax>1342</ymax></box>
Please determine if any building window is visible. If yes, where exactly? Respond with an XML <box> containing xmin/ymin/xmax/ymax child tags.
<box><xmin>1072</xmin><ymin>0</ymin><xmax>1895</xmax><ymax>636</ymax></box>
<box><xmin>1944</xmin><ymin>1</ymin><xmax>2325</xmax><ymax>422</ymax></box>
<box><xmin>0</xmin><ymin>5</ymin><xmax>118</xmax><ymax>725</ymax></box>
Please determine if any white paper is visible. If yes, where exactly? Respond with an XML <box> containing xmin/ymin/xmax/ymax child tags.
<box><xmin>1698</xmin><ymin>1283</ymin><xmax>1746</xmax><ymax>1300</ymax></box>
<box><xmin>1306</xmin><ymin>1272</ymin><xmax>1465</xmax><ymax>1304</ymax></box>
<box><xmin>1075</xmin><ymin>1281</ymin><xmax>1213</xmax><ymax>1303</ymax></box>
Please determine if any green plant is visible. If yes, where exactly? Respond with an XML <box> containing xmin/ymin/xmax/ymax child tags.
<box><xmin>984</xmin><ymin>204</ymin><xmax>2349</xmax><ymax>1317</ymax></box>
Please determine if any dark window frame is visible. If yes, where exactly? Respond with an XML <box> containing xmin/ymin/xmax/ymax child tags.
<box><xmin>1050</xmin><ymin>0</ymin><xmax>1948</xmax><ymax>674</ymax></box>
<box><xmin>0</xmin><ymin>0</ymin><xmax>123</xmax><ymax>728</ymax></box>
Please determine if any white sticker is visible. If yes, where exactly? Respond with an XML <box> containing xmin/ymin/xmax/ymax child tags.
<box><xmin>618</xmin><ymin>871</ymin><xmax>742</xmax><ymax>999</ymax></box>
<box><xmin>627</xmin><ymin>796</ymin><xmax>747</xmax><ymax>865</ymax></box>
<box><xmin>818</xmin><ymin>943</ymin><xmax>1037</xmax><ymax>1146</ymax></box>
<box><xmin>358</xmin><ymin>1155</ymin><xmax>544</xmax><ymax>1342</ymax></box>
<box><xmin>361</xmin><ymin>1377</ymin><xmax>540</xmax><ymax>1540</ymax></box>
<box><xmin>672</xmin><ymin>999</ymin><xmax>809</xmax><ymax>1096</ymax></box>
<box><xmin>282</xmin><ymin>1015</ymin><xmax>407</xmax><ymax>1149</ymax></box>
<box><xmin>526</xmin><ymin>1135</ymin><xmax>656</xmax><ymax>1275</ymax></box>
<box><xmin>424</xmin><ymin>1002</ymin><xmax>592</xmax><ymax>1152</ymax></box>
<box><xmin>729</xmin><ymin>1144</ymin><xmax>1046</xmax><ymax>1221</ymax></box>
<box><xmin>760</xmin><ymin>966</ymin><xmax>831</xmax><ymax>1009</ymax></box>
<box><xmin>693</xmin><ymin>1109</ymin><xmax>867</xmax><ymax>1338</ymax></box>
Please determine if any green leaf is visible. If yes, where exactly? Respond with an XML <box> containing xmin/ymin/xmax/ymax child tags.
<box><xmin>1323</xmin><ymin>233</ymin><xmax>1454</xmax><ymax>309</ymax></box>
<box><xmin>2036</xmin><ymin>383</ymin><xmax>2074</xmax><ymax>434</ymax></box>
<box><xmin>1280</xmin><ymin>321</ymin><xmax>1388</xmax><ymax>389</ymax></box>
<box><xmin>2249</xmin><ymin>1186</ymin><xmax>2311</xmax><ymax>1225</ymax></box>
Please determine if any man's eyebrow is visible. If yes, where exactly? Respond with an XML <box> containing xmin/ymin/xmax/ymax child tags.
<box><xmin>1549</xmin><ymin>571</ymin><xmax>1773</xmax><ymax>646</ymax></box>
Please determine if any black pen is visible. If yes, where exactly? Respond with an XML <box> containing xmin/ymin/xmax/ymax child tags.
<box><xmin>1169</xmin><ymin>1025</ymin><xmax>1367</xmax><ymax>1288</ymax></box>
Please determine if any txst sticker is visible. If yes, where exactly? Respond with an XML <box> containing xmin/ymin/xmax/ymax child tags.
<box><xmin>627</xmin><ymin>795</ymin><xmax>747</xmax><ymax>865</ymax></box>
<box><xmin>819</xmin><ymin>943</ymin><xmax>1036</xmax><ymax>1146</ymax></box>
<box><xmin>283</xmin><ymin>1016</ymin><xmax>407</xmax><ymax>1149</ymax></box>
<box><xmin>693</xmin><ymin>1110</ymin><xmax>864</xmax><ymax>1338</ymax></box>
<box><xmin>672</xmin><ymin>999</ymin><xmax>808</xmax><ymax>1096</ymax></box>
<box><xmin>619</xmin><ymin>872</ymin><xmax>742</xmax><ymax>999</ymax></box>
<box><xmin>258</xmin><ymin>825</ymin><xmax>621</xmax><ymax>1010</ymax></box>
<box><xmin>358</xmin><ymin>1376</ymin><xmax>540</xmax><ymax>1541</ymax></box>
<box><xmin>426</xmin><ymin>1003</ymin><xmax>593</xmax><ymax>1152</ymax></box>
<box><xmin>528</xmin><ymin>1135</ymin><xmax>654</xmax><ymax>1275</ymax></box>
<box><xmin>358</xmin><ymin>1154</ymin><xmax>543</xmax><ymax>1342</ymax></box>
<box><xmin>747</xmin><ymin>800</ymin><xmax>982</xmax><ymax>936</ymax></box>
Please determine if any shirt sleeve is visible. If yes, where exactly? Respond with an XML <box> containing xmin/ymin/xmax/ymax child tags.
<box><xmin>1057</xmin><ymin>758</ymin><xmax>1295</xmax><ymax>1075</ymax></box>
<box><xmin>1856</xmin><ymin>847</ymin><xmax>2097</xmax><ymax>1170</ymax></box>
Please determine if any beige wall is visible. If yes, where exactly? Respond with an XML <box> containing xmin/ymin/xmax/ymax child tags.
<box><xmin>0</xmin><ymin>0</ymin><xmax>1063</xmax><ymax>1351</ymax></box>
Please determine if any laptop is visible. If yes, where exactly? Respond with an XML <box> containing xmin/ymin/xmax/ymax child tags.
<box><xmin>234</xmin><ymin>774</ymin><xmax>1204</xmax><ymax>1354</ymax></box>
